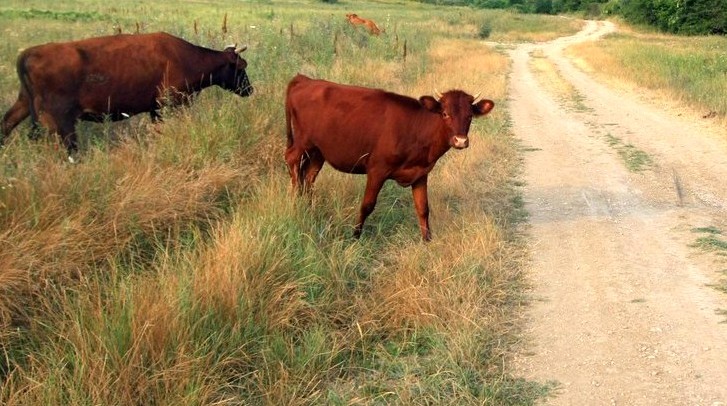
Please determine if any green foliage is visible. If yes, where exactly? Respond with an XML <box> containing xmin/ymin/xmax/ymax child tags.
<box><xmin>620</xmin><ymin>0</ymin><xmax>727</xmax><ymax>34</ymax></box>
<box><xmin>415</xmin><ymin>0</ymin><xmax>726</xmax><ymax>34</ymax></box>
<box><xmin>475</xmin><ymin>0</ymin><xmax>511</xmax><ymax>8</ymax></box>
<box><xmin>478</xmin><ymin>21</ymin><xmax>493</xmax><ymax>38</ymax></box>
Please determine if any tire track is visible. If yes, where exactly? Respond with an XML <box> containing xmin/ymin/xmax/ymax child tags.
<box><xmin>509</xmin><ymin>20</ymin><xmax>727</xmax><ymax>405</ymax></box>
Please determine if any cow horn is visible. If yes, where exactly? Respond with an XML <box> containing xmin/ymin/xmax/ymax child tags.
<box><xmin>471</xmin><ymin>92</ymin><xmax>482</xmax><ymax>104</ymax></box>
<box><xmin>235</xmin><ymin>44</ymin><xmax>248</xmax><ymax>54</ymax></box>
<box><xmin>433</xmin><ymin>89</ymin><xmax>443</xmax><ymax>101</ymax></box>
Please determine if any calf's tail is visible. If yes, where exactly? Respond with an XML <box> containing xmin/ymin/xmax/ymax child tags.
<box><xmin>1</xmin><ymin>52</ymin><xmax>35</xmax><ymax>140</ymax></box>
<box><xmin>284</xmin><ymin>87</ymin><xmax>295</xmax><ymax>149</ymax></box>
<box><xmin>17</xmin><ymin>53</ymin><xmax>37</xmax><ymax>125</ymax></box>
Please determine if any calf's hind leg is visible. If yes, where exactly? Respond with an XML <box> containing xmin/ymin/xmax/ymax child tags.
<box><xmin>302</xmin><ymin>149</ymin><xmax>324</xmax><ymax>194</ymax></box>
<box><xmin>1</xmin><ymin>92</ymin><xmax>30</xmax><ymax>143</ymax></box>
<box><xmin>285</xmin><ymin>145</ymin><xmax>309</xmax><ymax>194</ymax></box>
<box><xmin>37</xmin><ymin>107</ymin><xmax>79</xmax><ymax>155</ymax></box>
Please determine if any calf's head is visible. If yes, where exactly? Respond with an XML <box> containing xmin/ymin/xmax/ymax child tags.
<box><xmin>420</xmin><ymin>90</ymin><xmax>494</xmax><ymax>149</ymax></box>
<box><xmin>217</xmin><ymin>45</ymin><xmax>254</xmax><ymax>97</ymax></box>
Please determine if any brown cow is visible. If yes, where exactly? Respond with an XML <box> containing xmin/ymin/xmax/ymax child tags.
<box><xmin>284</xmin><ymin>74</ymin><xmax>494</xmax><ymax>241</ymax></box>
<box><xmin>1</xmin><ymin>32</ymin><xmax>253</xmax><ymax>154</ymax></box>
<box><xmin>345</xmin><ymin>13</ymin><xmax>383</xmax><ymax>36</ymax></box>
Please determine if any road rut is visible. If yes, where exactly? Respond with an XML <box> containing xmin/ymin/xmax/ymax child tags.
<box><xmin>509</xmin><ymin>20</ymin><xmax>727</xmax><ymax>405</ymax></box>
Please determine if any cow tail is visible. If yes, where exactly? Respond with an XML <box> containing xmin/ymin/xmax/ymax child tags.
<box><xmin>284</xmin><ymin>91</ymin><xmax>294</xmax><ymax>149</ymax></box>
<box><xmin>17</xmin><ymin>51</ymin><xmax>38</xmax><ymax>125</ymax></box>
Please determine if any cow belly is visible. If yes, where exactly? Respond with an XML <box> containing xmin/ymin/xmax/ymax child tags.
<box><xmin>316</xmin><ymin>144</ymin><xmax>373</xmax><ymax>174</ymax></box>
<box><xmin>326</xmin><ymin>157</ymin><xmax>368</xmax><ymax>174</ymax></box>
<box><xmin>392</xmin><ymin>165</ymin><xmax>432</xmax><ymax>186</ymax></box>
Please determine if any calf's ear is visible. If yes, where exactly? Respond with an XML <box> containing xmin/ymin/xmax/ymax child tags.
<box><xmin>473</xmin><ymin>99</ymin><xmax>495</xmax><ymax>116</ymax></box>
<box><xmin>419</xmin><ymin>96</ymin><xmax>442</xmax><ymax>113</ymax></box>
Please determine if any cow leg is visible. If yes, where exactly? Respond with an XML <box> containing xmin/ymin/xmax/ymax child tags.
<box><xmin>354</xmin><ymin>173</ymin><xmax>386</xmax><ymax>239</ymax></box>
<box><xmin>150</xmin><ymin>110</ymin><xmax>162</xmax><ymax>123</ymax></box>
<box><xmin>285</xmin><ymin>145</ymin><xmax>307</xmax><ymax>194</ymax></box>
<box><xmin>302</xmin><ymin>149</ymin><xmax>324</xmax><ymax>195</ymax></box>
<box><xmin>412</xmin><ymin>176</ymin><xmax>432</xmax><ymax>241</ymax></box>
<box><xmin>1</xmin><ymin>94</ymin><xmax>30</xmax><ymax>143</ymax></box>
<box><xmin>59</xmin><ymin>124</ymin><xmax>79</xmax><ymax>155</ymax></box>
<box><xmin>38</xmin><ymin>110</ymin><xmax>78</xmax><ymax>155</ymax></box>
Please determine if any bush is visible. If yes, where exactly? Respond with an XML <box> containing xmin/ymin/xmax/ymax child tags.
<box><xmin>474</xmin><ymin>0</ymin><xmax>510</xmax><ymax>8</ymax></box>
<box><xmin>478</xmin><ymin>22</ymin><xmax>493</xmax><ymax>38</ymax></box>
<box><xmin>620</xmin><ymin>0</ymin><xmax>727</xmax><ymax>35</ymax></box>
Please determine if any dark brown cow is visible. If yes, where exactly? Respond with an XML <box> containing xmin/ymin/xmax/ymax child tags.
<box><xmin>1</xmin><ymin>32</ymin><xmax>253</xmax><ymax>154</ymax></box>
<box><xmin>284</xmin><ymin>74</ymin><xmax>494</xmax><ymax>241</ymax></box>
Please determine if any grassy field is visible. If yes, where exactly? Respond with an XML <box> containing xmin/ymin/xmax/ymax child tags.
<box><xmin>566</xmin><ymin>21</ymin><xmax>727</xmax><ymax>125</ymax></box>
<box><xmin>0</xmin><ymin>1</ymin><xmax>580</xmax><ymax>404</ymax></box>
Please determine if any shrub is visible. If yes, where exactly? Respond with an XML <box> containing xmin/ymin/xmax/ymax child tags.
<box><xmin>478</xmin><ymin>22</ymin><xmax>493</xmax><ymax>38</ymax></box>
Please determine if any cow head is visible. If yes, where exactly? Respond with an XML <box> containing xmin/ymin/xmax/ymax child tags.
<box><xmin>218</xmin><ymin>45</ymin><xmax>253</xmax><ymax>97</ymax></box>
<box><xmin>419</xmin><ymin>90</ymin><xmax>494</xmax><ymax>149</ymax></box>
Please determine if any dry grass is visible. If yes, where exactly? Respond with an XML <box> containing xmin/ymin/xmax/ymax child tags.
<box><xmin>0</xmin><ymin>138</ymin><xmax>240</xmax><ymax>330</ymax></box>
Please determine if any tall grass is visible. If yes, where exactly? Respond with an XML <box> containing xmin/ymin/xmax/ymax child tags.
<box><xmin>566</xmin><ymin>27</ymin><xmax>727</xmax><ymax>123</ymax></box>
<box><xmin>0</xmin><ymin>0</ymin><xmax>571</xmax><ymax>403</ymax></box>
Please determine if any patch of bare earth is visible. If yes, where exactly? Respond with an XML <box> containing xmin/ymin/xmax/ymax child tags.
<box><xmin>507</xmin><ymin>20</ymin><xmax>727</xmax><ymax>405</ymax></box>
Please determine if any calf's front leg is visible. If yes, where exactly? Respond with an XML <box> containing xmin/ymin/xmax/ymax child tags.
<box><xmin>354</xmin><ymin>173</ymin><xmax>386</xmax><ymax>239</ymax></box>
<box><xmin>412</xmin><ymin>176</ymin><xmax>431</xmax><ymax>241</ymax></box>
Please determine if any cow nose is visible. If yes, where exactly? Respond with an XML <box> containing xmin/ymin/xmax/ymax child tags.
<box><xmin>452</xmin><ymin>135</ymin><xmax>469</xmax><ymax>149</ymax></box>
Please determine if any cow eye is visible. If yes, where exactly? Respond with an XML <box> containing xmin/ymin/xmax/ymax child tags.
<box><xmin>442</xmin><ymin>112</ymin><xmax>450</xmax><ymax>119</ymax></box>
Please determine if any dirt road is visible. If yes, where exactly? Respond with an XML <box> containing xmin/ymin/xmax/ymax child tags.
<box><xmin>509</xmin><ymin>21</ymin><xmax>727</xmax><ymax>405</ymax></box>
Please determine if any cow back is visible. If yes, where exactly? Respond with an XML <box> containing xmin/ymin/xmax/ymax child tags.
<box><xmin>286</xmin><ymin>75</ymin><xmax>442</xmax><ymax>175</ymax></box>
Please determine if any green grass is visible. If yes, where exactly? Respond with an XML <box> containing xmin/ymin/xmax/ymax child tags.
<box><xmin>691</xmin><ymin>227</ymin><xmax>727</xmax><ymax>254</ymax></box>
<box><xmin>604</xmin><ymin>133</ymin><xmax>653</xmax><ymax>172</ymax></box>
<box><xmin>690</xmin><ymin>227</ymin><xmax>727</xmax><ymax>300</ymax></box>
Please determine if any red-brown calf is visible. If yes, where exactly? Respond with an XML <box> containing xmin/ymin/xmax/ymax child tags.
<box><xmin>284</xmin><ymin>74</ymin><xmax>494</xmax><ymax>241</ymax></box>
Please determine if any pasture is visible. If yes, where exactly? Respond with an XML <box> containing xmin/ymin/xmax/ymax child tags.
<box><xmin>0</xmin><ymin>1</ymin><xmax>579</xmax><ymax>404</ymax></box>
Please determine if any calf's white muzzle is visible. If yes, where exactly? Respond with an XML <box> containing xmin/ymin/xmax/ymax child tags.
<box><xmin>451</xmin><ymin>135</ymin><xmax>469</xmax><ymax>149</ymax></box>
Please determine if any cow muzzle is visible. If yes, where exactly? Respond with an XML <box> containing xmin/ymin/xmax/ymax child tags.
<box><xmin>451</xmin><ymin>135</ymin><xmax>469</xmax><ymax>149</ymax></box>
<box><xmin>237</xmin><ymin>74</ymin><xmax>254</xmax><ymax>97</ymax></box>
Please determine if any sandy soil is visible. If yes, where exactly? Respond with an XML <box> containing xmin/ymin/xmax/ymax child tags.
<box><xmin>507</xmin><ymin>20</ymin><xmax>727</xmax><ymax>405</ymax></box>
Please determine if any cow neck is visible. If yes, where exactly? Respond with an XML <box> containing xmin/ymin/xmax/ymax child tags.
<box><xmin>426</xmin><ymin>114</ymin><xmax>453</xmax><ymax>163</ymax></box>
<box><xmin>189</xmin><ymin>47</ymin><xmax>228</xmax><ymax>90</ymax></box>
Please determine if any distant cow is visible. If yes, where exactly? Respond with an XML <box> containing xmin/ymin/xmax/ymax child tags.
<box><xmin>346</xmin><ymin>13</ymin><xmax>382</xmax><ymax>36</ymax></box>
<box><xmin>284</xmin><ymin>74</ymin><xmax>494</xmax><ymax>241</ymax></box>
<box><xmin>1</xmin><ymin>32</ymin><xmax>253</xmax><ymax>154</ymax></box>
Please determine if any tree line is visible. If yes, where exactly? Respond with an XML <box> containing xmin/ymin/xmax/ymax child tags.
<box><xmin>419</xmin><ymin>0</ymin><xmax>727</xmax><ymax>35</ymax></box>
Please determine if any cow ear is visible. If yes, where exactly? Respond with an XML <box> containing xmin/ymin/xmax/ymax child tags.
<box><xmin>473</xmin><ymin>99</ymin><xmax>494</xmax><ymax>116</ymax></box>
<box><xmin>419</xmin><ymin>96</ymin><xmax>441</xmax><ymax>113</ymax></box>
